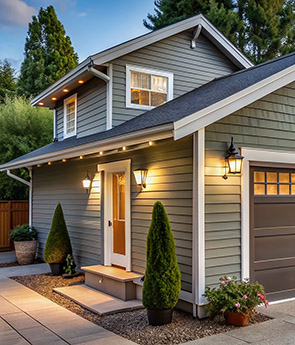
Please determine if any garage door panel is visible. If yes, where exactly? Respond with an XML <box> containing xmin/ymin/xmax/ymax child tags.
<box><xmin>254</xmin><ymin>233</ymin><xmax>295</xmax><ymax>261</ymax></box>
<box><xmin>254</xmin><ymin>203</ymin><xmax>295</xmax><ymax>228</ymax></box>
<box><xmin>254</xmin><ymin>266</ymin><xmax>295</xmax><ymax>295</ymax></box>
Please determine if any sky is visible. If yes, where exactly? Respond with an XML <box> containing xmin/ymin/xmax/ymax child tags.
<box><xmin>0</xmin><ymin>0</ymin><xmax>155</xmax><ymax>73</ymax></box>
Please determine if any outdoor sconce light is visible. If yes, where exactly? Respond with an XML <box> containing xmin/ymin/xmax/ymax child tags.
<box><xmin>223</xmin><ymin>137</ymin><xmax>244</xmax><ymax>179</ymax></box>
<box><xmin>82</xmin><ymin>171</ymin><xmax>92</xmax><ymax>193</ymax></box>
<box><xmin>133</xmin><ymin>169</ymin><xmax>148</xmax><ymax>189</ymax></box>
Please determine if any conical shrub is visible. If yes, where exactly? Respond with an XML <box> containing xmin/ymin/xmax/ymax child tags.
<box><xmin>143</xmin><ymin>201</ymin><xmax>181</xmax><ymax>310</ymax></box>
<box><xmin>44</xmin><ymin>203</ymin><xmax>72</xmax><ymax>263</ymax></box>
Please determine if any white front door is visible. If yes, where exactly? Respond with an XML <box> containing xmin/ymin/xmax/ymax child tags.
<box><xmin>98</xmin><ymin>160</ymin><xmax>131</xmax><ymax>271</ymax></box>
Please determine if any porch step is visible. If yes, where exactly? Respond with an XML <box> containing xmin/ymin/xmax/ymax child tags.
<box><xmin>54</xmin><ymin>284</ymin><xmax>143</xmax><ymax>316</ymax></box>
<box><xmin>81</xmin><ymin>265</ymin><xmax>143</xmax><ymax>301</ymax></box>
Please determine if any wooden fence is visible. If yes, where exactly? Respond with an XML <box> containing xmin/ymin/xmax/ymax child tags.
<box><xmin>0</xmin><ymin>201</ymin><xmax>29</xmax><ymax>251</ymax></box>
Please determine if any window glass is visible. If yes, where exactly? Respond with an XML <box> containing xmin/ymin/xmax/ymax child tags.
<box><xmin>267</xmin><ymin>184</ymin><xmax>277</xmax><ymax>195</ymax></box>
<box><xmin>292</xmin><ymin>185</ymin><xmax>295</xmax><ymax>195</ymax></box>
<box><xmin>279</xmin><ymin>173</ymin><xmax>289</xmax><ymax>183</ymax></box>
<box><xmin>254</xmin><ymin>170</ymin><xmax>295</xmax><ymax>196</ymax></box>
<box><xmin>254</xmin><ymin>184</ymin><xmax>265</xmax><ymax>195</ymax></box>
<box><xmin>254</xmin><ymin>171</ymin><xmax>265</xmax><ymax>183</ymax></box>
<box><xmin>152</xmin><ymin>76</ymin><xmax>167</xmax><ymax>92</ymax></box>
<box><xmin>279</xmin><ymin>184</ymin><xmax>289</xmax><ymax>195</ymax></box>
<box><xmin>65</xmin><ymin>97</ymin><xmax>76</xmax><ymax>136</ymax></box>
<box><xmin>267</xmin><ymin>172</ymin><xmax>277</xmax><ymax>183</ymax></box>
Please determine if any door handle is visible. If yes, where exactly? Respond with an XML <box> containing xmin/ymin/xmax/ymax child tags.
<box><xmin>108</xmin><ymin>220</ymin><xmax>112</xmax><ymax>227</ymax></box>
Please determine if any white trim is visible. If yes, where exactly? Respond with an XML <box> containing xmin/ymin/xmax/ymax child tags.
<box><xmin>125</xmin><ymin>64</ymin><xmax>173</xmax><ymax>110</ymax></box>
<box><xmin>106</xmin><ymin>64</ymin><xmax>113</xmax><ymax>130</ymax></box>
<box><xmin>53</xmin><ymin>108</ymin><xmax>57</xmax><ymax>139</ymax></box>
<box><xmin>268</xmin><ymin>297</ymin><xmax>295</xmax><ymax>305</ymax></box>
<box><xmin>174</xmin><ymin>64</ymin><xmax>295</xmax><ymax>140</ymax></box>
<box><xmin>98</xmin><ymin>160</ymin><xmax>131</xmax><ymax>272</ymax></box>
<box><xmin>193</xmin><ymin>129</ymin><xmax>206</xmax><ymax>316</ymax></box>
<box><xmin>241</xmin><ymin>146</ymin><xmax>295</xmax><ymax>280</ymax></box>
<box><xmin>63</xmin><ymin>93</ymin><xmax>77</xmax><ymax>139</ymax></box>
<box><xmin>180</xmin><ymin>290</ymin><xmax>193</xmax><ymax>303</ymax></box>
<box><xmin>0</xmin><ymin>124</ymin><xmax>173</xmax><ymax>171</ymax></box>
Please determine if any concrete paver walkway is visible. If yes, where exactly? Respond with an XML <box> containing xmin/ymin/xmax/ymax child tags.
<box><xmin>0</xmin><ymin>274</ymin><xmax>135</xmax><ymax>345</ymax></box>
<box><xmin>0</xmin><ymin>251</ymin><xmax>16</xmax><ymax>264</ymax></box>
<box><xmin>0</xmin><ymin>263</ymin><xmax>50</xmax><ymax>277</ymax></box>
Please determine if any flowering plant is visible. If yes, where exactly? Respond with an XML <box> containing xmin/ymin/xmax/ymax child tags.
<box><xmin>203</xmin><ymin>276</ymin><xmax>268</xmax><ymax>317</ymax></box>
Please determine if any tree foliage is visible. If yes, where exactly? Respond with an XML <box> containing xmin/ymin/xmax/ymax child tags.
<box><xmin>144</xmin><ymin>0</ymin><xmax>295</xmax><ymax>64</ymax></box>
<box><xmin>18</xmin><ymin>5</ymin><xmax>78</xmax><ymax>97</ymax></box>
<box><xmin>142</xmin><ymin>201</ymin><xmax>181</xmax><ymax>310</ymax></box>
<box><xmin>44</xmin><ymin>203</ymin><xmax>72</xmax><ymax>264</ymax></box>
<box><xmin>0</xmin><ymin>97</ymin><xmax>52</xmax><ymax>200</ymax></box>
<box><xmin>0</xmin><ymin>60</ymin><xmax>16</xmax><ymax>103</ymax></box>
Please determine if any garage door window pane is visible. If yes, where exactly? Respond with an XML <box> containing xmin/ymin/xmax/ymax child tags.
<box><xmin>279</xmin><ymin>184</ymin><xmax>289</xmax><ymax>195</ymax></box>
<box><xmin>291</xmin><ymin>185</ymin><xmax>295</xmax><ymax>195</ymax></box>
<box><xmin>267</xmin><ymin>172</ymin><xmax>277</xmax><ymax>183</ymax></box>
<box><xmin>279</xmin><ymin>173</ymin><xmax>289</xmax><ymax>183</ymax></box>
<box><xmin>254</xmin><ymin>172</ymin><xmax>265</xmax><ymax>183</ymax></box>
<box><xmin>254</xmin><ymin>184</ymin><xmax>265</xmax><ymax>195</ymax></box>
<box><xmin>267</xmin><ymin>184</ymin><xmax>277</xmax><ymax>195</ymax></box>
<box><xmin>291</xmin><ymin>174</ymin><xmax>295</xmax><ymax>183</ymax></box>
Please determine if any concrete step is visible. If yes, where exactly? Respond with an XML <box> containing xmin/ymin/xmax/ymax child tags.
<box><xmin>81</xmin><ymin>265</ymin><xmax>143</xmax><ymax>301</ymax></box>
<box><xmin>54</xmin><ymin>284</ymin><xmax>143</xmax><ymax>316</ymax></box>
<box><xmin>132</xmin><ymin>277</ymin><xmax>143</xmax><ymax>301</ymax></box>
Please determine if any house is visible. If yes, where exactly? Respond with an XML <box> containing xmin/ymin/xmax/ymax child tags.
<box><xmin>2</xmin><ymin>13</ymin><xmax>295</xmax><ymax>317</ymax></box>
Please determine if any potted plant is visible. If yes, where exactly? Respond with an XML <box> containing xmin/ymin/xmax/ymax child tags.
<box><xmin>62</xmin><ymin>254</ymin><xmax>81</xmax><ymax>279</ymax></box>
<box><xmin>204</xmin><ymin>276</ymin><xmax>269</xmax><ymax>326</ymax></box>
<box><xmin>44</xmin><ymin>203</ymin><xmax>72</xmax><ymax>276</ymax></box>
<box><xmin>142</xmin><ymin>201</ymin><xmax>181</xmax><ymax>326</ymax></box>
<box><xmin>9</xmin><ymin>224</ymin><xmax>38</xmax><ymax>265</ymax></box>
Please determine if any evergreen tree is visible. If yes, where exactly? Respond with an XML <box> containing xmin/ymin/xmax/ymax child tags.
<box><xmin>18</xmin><ymin>5</ymin><xmax>78</xmax><ymax>97</ymax></box>
<box><xmin>0</xmin><ymin>60</ymin><xmax>16</xmax><ymax>103</ymax></box>
<box><xmin>237</xmin><ymin>0</ymin><xmax>294</xmax><ymax>64</ymax></box>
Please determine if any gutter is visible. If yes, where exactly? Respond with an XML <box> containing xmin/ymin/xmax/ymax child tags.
<box><xmin>6</xmin><ymin>169</ymin><xmax>33</xmax><ymax>227</ymax></box>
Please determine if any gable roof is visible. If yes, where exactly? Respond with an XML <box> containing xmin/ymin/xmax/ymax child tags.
<box><xmin>31</xmin><ymin>14</ymin><xmax>252</xmax><ymax>107</ymax></box>
<box><xmin>2</xmin><ymin>52</ymin><xmax>295</xmax><ymax>171</ymax></box>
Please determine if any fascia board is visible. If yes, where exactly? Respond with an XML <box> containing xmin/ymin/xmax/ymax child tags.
<box><xmin>173</xmin><ymin>64</ymin><xmax>295</xmax><ymax>140</ymax></box>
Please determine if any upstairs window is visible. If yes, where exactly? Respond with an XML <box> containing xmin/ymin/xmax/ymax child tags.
<box><xmin>64</xmin><ymin>94</ymin><xmax>77</xmax><ymax>138</ymax></box>
<box><xmin>126</xmin><ymin>65</ymin><xmax>173</xmax><ymax>110</ymax></box>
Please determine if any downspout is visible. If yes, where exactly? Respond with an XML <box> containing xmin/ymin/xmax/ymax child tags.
<box><xmin>87</xmin><ymin>66</ymin><xmax>112</xmax><ymax>130</ymax></box>
<box><xmin>6</xmin><ymin>169</ymin><xmax>32</xmax><ymax>227</ymax></box>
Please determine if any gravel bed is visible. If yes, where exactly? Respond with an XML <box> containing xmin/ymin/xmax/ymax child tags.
<box><xmin>11</xmin><ymin>274</ymin><xmax>271</xmax><ymax>345</ymax></box>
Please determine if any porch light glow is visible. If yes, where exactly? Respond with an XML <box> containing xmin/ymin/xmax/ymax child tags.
<box><xmin>62</xmin><ymin>159</ymin><xmax>66</xmax><ymax>162</ymax></box>
<box><xmin>99</xmin><ymin>151</ymin><xmax>103</xmax><ymax>155</ymax></box>
<box><xmin>48</xmin><ymin>162</ymin><xmax>52</xmax><ymax>165</ymax></box>
<box><xmin>122</xmin><ymin>146</ymin><xmax>126</xmax><ymax>151</ymax></box>
<box><xmin>51</xmin><ymin>97</ymin><xmax>57</xmax><ymax>101</ymax></box>
<box><xmin>82</xmin><ymin>171</ymin><xmax>91</xmax><ymax>193</ymax></box>
<box><xmin>149</xmin><ymin>141</ymin><xmax>153</xmax><ymax>146</ymax></box>
<box><xmin>38</xmin><ymin>102</ymin><xmax>44</xmax><ymax>106</ymax></box>
<box><xmin>63</xmin><ymin>88</ymin><xmax>69</xmax><ymax>93</ymax></box>
<box><xmin>79</xmin><ymin>155</ymin><xmax>83</xmax><ymax>159</ymax></box>
<box><xmin>133</xmin><ymin>169</ymin><xmax>148</xmax><ymax>189</ymax></box>
<box><xmin>78</xmin><ymin>80</ymin><xmax>84</xmax><ymax>84</ymax></box>
<box><xmin>223</xmin><ymin>137</ymin><xmax>244</xmax><ymax>179</ymax></box>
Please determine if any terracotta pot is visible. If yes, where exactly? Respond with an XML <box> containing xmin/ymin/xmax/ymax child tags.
<box><xmin>225</xmin><ymin>311</ymin><xmax>249</xmax><ymax>326</ymax></box>
<box><xmin>14</xmin><ymin>240</ymin><xmax>37</xmax><ymax>265</ymax></box>
<box><xmin>147</xmin><ymin>308</ymin><xmax>173</xmax><ymax>326</ymax></box>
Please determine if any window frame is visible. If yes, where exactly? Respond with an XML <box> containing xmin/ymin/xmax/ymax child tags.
<box><xmin>125</xmin><ymin>64</ymin><xmax>173</xmax><ymax>110</ymax></box>
<box><xmin>63</xmin><ymin>93</ymin><xmax>77</xmax><ymax>139</ymax></box>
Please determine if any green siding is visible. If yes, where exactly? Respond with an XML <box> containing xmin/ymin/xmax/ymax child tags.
<box><xmin>205</xmin><ymin>81</ymin><xmax>295</xmax><ymax>287</ymax></box>
<box><xmin>32</xmin><ymin>137</ymin><xmax>193</xmax><ymax>292</ymax></box>
<box><xmin>111</xmin><ymin>30</ymin><xmax>238</xmax><ymax>127</ymax></box>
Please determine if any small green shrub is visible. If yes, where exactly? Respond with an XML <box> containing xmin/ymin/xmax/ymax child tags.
<box><xmin>204</xmin><ymin>276</ymin><xmax>268</xmax><ymax>317</ymax></box>
<box><xmin>44</xmin><ymin>203</ymin><xmax>72</xmax><ymax>263</ymax></box>
<box><xmin>64</xmin><ymin>254</ymin><xmax>76</xmax><ymax>275</ymax></box>
<box><xmin>9</xmin><ymin>224</ymin><xmax>38</xmax><ymax>241</ymax></box>
<box><xmin>142</xmin><ymin>201</ymin><xmax>181</xmax><ymax>310</ymax></box>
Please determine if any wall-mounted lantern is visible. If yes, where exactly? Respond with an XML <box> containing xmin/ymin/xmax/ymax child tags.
<box><xmin>223</xmin><ymin>137</ymin><xmax>244</xmax><ymax>179</ymax></box>
<box><xmin>133</xmin><ymin>169</ymin><xmax>148</xmax><ymax>189</ymax></box>
<box><xmin>82</xmin><ymin>171</ymin><xmax>92</xmax><ymax>193</ymax></box>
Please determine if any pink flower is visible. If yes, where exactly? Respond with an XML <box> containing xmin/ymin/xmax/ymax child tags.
<box><xmin>221</xmin><ymin>309</ymin><xmax>225</xmax><ymax>313</ymax></box>
<box><xmin>235</xmin><ymin>303</ymin><xmax>240</xmax><ymax>308</ymax></box>
<box><xmin>257</xmin><ymin>293</ymin><xmax>265</xmax><ymax>300</ymax></box>
<box><xmin>242</xmin><ymin>295</ymin><xmax>248</xmax><ymax>299</ymax></box>
<box><xmin>265</xmin><ymin>300</ymin><xmax>269</xmax><ymax>306</ymax></box>
<box><xmin>226</xmin><ymin>276</ymin><xmax>231</xmax><ymax>281</ymax></box>
<box><xmin>220</xmin><ymin>280</ymin><xmax>226</xmax><ymax>285</ymax></box>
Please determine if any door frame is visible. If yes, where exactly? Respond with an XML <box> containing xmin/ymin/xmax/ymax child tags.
<box><xmin>241</xmin><ymin>147</ymin><xmax>295</xmax><ymax>281</ymax></box>
<box><xmin>98</xmin><ymin>159</ymin><xmax>131</xmax><ymax>271</ymax></box>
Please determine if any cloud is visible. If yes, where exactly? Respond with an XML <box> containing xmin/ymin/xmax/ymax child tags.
<box><xmin>0</xmin><ymin>0</ymin><xmax>35</xmax><ymax>27</ymax></box>
<box><xmin>78</xmin><ymin>12</ymin><xmax>86</xmax><ymax>17</ymax></box>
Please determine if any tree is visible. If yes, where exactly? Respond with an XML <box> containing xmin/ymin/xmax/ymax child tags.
<box><xmin>142</xmin><ymin>201</ymin><xmax>181</xmax><ymax>311</ymax></box>
<box><xmin>0</xmin><ymin>60</ymin><xmax>16</xmax><ymax>103</ymax></box>
<box><xmin>0</xmin><ymin>96</ymin><xmax>52</xmax><ymax>200</ymax></box>
<box><xmin>18</xmin><ymin>5</ymin><xmax>78</xmax><ymax>97</ymax></box>
<box><xmin>237</xmin><ymin>0</ymin><xmax>295</xmax><ymax>64</ymax></box>
<box><xmin>44</xmin><ymin>202</ymin><xmax>72</xmax><ymax>264</ymax></box>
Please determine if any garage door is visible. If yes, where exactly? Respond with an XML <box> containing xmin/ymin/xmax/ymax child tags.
<box><xmin>251</xmin><ymin>167</ymin><xmax>295</xmax><ymax>301</ymax></box>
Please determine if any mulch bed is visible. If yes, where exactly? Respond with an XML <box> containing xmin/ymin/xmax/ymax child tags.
<box><xmin>0</xmin><ymin>259</ymin><xmax>44</xmax><ymax>268</ymax></box>
<box><xmin>11</xmin><ymin>274</ymin><xmax>271</xmax><ymax>345</ymax></box>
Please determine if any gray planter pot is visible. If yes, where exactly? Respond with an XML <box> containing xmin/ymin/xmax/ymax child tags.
<box><xmin>14</xmin><ymin>240</ymin><xmax>37</xmax><ymax>265</ymax></box>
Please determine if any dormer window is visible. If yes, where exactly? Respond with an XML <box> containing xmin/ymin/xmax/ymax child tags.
<box><xmin>126</xmin><ymin>65</ymin><xmax>173</xmax><ymax>110</ymax></box>
<box><xmin>64</xmin><ymin>94</ymin><xmax>77</xmax><ymax>138</ymax></box>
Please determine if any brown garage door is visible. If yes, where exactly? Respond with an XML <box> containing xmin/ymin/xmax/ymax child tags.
<box><xmin>251</xmin><ymin>167</ymin><xmax>295</xmax><ymax>301</ymax></box>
